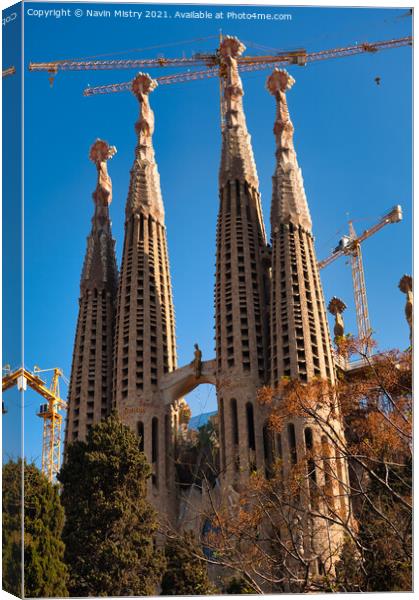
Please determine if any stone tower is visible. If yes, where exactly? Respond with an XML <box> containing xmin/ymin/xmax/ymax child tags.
<box><xmin>267</xmin><ymin>68</ymin><xmax>350</xmax><ymax>571</ymax></box>
<box><xmin>215</xmin><ymin>36</ymin><xmax>270</xmax><ymax>485</ymax></box>
<box><xmin>267</xmin><ymin>68</ymin><xmax>335</xmax><ymax>386</ymax></box>
<box><xmin>66</xmin><ymin>140</ymin><xmax>118</xmax><ymax>446</ymax></box>
<box><xmin>112</xmin><ymin>73</ymin><xmax>177</xmax><ymax>519</ymax></box>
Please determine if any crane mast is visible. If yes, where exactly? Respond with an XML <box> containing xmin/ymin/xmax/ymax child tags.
<box><xmin>318</xmin><ymin>205</ymin><xmax>402</xmax><ymax>350</ymax></box>
<box><xmin>349</xmin><ymin>221</ymin><xmax>372</xmax><ymax>351</ymax></box>
<box><xmin>2</xmin><ymin>366</ymin><xmax>68</xmax><ymax>483</ymax></box>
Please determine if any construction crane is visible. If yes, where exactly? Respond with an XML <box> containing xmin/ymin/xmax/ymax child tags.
<box><xmin>2</xmin><ymin>66</ymin><xmax>16</xmax><ymax>78</ymax></box>
<box><xmin>318</xmin><ymin>205</ymin><xmax>403</xmax><ymax>351</ymax></box>
<box><xmin>28</xmin><ymin>35</ymin><xmax>412</xmax><ymax>99</ymax></box>
<box><xmin>2</xmin><ymin>366</ymin><xmax>68</xmax><ymax>483</ymax></box>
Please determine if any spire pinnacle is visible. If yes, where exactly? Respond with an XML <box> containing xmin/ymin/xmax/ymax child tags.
<box><xmin>125</xmin><ymin>72</ymin><xmax>164</xmax><ymax>222</ymax></box>
<box><xmin>219</xmin><ymin>36</ymin><xmax>259</xmax><ymax>189</ymax></box>
<box><xmin>81</xmin><ymin>139</ymin><xmax>118</xmax><ymax>291</ymax></box>
<box><xmin>268</xmin><ymin>68</ymin><xmax>312</xmax><ymax>233</ymax></box>
<box><xmin>89</xmin><ymin>138</ymin><xmax>117</xmax><ymax>207</ymax></box>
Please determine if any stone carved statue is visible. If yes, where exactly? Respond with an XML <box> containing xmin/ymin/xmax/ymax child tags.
<box><xmin>328</xmin><ymin>297</ymin><xmax>347</xmax><ymax>344</ymax></box>
<box><xmin>192</xmin><ymin>343</ymin><xmax>202</xmax><ymax>379</ymax></box>
<box><xmin>398</xmin><ymin>275</ymin><xmax>413</xmax><ymax>346</ymax></box>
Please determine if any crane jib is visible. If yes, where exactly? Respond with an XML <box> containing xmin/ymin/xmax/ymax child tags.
<box><xmin>28</xmin><ymin>35</ymin><xmax>412</xmax><ymax>75</ymax></box>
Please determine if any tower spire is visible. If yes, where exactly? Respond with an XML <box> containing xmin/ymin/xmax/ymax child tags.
<box><xmin>267</xmin><ymin>71</ymin><xmax>351</xmax><ymax>571</ymax></box>
<box><xmin>215</xmin><ymin>36</ymin><xmax>270</xmax><ymax>484</ymax></box>
<box><xmin>267</xmin><ymin>68</ymin><xmax>334</xmax><ymax>385</ymax></box>
<box><xmin>125</xmin><ymin>73</ymin><xmax>164</xmax><ymax>222</ymax></box>
<box><xmin>113</xmin><ymin>74</ymin><xmax>177</xmax><ymax>517</ymax></box>
<box><xmin>267</xmin><ymin>68</ymin><xmax>312</xmax><ymax>233</ymax></box>
<box><xmin>80</xmin><ymin>139</ymin><xmax>119</xmax><ymax>292</ymax></box>
<box><xmin>66</xmin><ymin>140</ymin><xmax>118</xmax><ymax>446</ymax></box>
<box><xmin>219</xmin><ymin>36</ymin><xmax>260</xmax><ymax>194</ymax></box>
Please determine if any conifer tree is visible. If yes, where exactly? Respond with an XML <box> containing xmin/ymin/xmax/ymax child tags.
<box><xmin>2</xmin><ymin>459</ymin><xmax>69</xmax><ymax>597</ymax></box>
<box><xmin>161</xmin><ymin>532</ymin><xmax>214</xmax><ymax>595</ymax></box>
<box><xmin>58</xmin><ymin>412</ymin><xmax>164</xmax><ymax>596</ymax></box>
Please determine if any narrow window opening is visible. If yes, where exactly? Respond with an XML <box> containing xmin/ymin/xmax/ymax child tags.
<box><xmin>288</xmin><ymin>423</ymin><xmax>297</xmax><ymax>465</ymax></box>
<box><xmin>246</xmin><ymin>402</ymin><xmax>256</xmax><ymax>451</ymax></box>
<box><xmin>152</xmin><ymin>417</ymin><xmax>159</xmax><ymax>487</ymax></box>
<box><xmin>138</xmin><ymin>421</ymin><xmax>144</xmax><ymax>453</ymax></box>
<box><xmin>231</xmin><ymin>399</ymin><xmax>239</xmax><ymax>445</ymax></box>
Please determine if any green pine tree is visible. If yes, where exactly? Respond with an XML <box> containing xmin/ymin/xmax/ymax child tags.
<box><xmin>161</xmin><ymin>532</ymin><xmax>214</xmax><ymax>595</ymax></box>
<box><xmin>2</xmin><ymin>459</ymin><xmax>69</xmax><ymax>598</ymax></box>
<box><xmin>58</xmin><ymin>412</ymin><xmax>164</xmax><ymax>596</ymax></box>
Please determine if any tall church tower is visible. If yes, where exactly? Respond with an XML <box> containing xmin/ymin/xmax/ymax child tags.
<box><xmin>267</xmin><ymin>68</ymin><xmax>350</xmax><ymax>571</ymax></box>
<box><xmin>66</xmin><ymin>140</ymin><xmax>118</xmax><ymax>446</ymax></box>
<box><xmin>215</xmin><ymin>37</ymin><xmax>270</xmax><ymax>484</ymax></box>
<box><xmin>268</xmin><ymin>68</ymin><xmax>335</xmax><ymax>387</ymax></box>
<box><xmin>113</xmin><ymin>73</ymin><xmax>177</xmax><ymax>518</ymax></box>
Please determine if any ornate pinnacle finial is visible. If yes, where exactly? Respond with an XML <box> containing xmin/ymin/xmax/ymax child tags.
<box><xmin>328</xmin><ymin>297</ymin><xmax>347</xmax><ymax>317</ymax></box>
<box><xmin>89</xmin><ymin>139</ymin><xmax>117</xmax><ymax>207</ymax></box>
<box><xmin>399</xmin><ymin>275</ymin><xmax>413</xmax><ymax>346</ymax></box>
<box><xmin>266</xmin><ymin>68</ymin><xmax>295</xmax><ymax>95</ymax></box>
<box><xmin>328</xmin><ymin>296</ymin><xmax>347</xmax><ymax>344</ymax></box>
<box><xmin>89</xmin><ymin>138</ymin><xmax>117</xmax><ymax>165</ymax></box>
<box><xmin>267</xmin><ymin>68</ymin><xmax>295</xmax><ymax>150</ymax></box>
<box><xmin>131</xmin><ymin>73</ymin><xmax>158</xmax><ymax>141</ymax></box>
<box><xmin>219</xmin><ymin>35</ymin><xmax>246</xmax><ymax>121</ymax></box>
<box><xmin>131</xmin><ymin>72</ymin><xmax>158</xmax><ymax>99</ymax></box>
<box><xmin>218</xmin><ymin>35</ymin><xmax>259</xmax><ymax>190</ymax></box>
<box><xmin>219</xmin><ymin>35</ymin><xmax>246</xmax><ymax>59</ymax></box>
<box><xmin>81</xmin><ymin>140</ymin><xmax>118</xmax><ymax>289</ymax></box>
<box><xmin>268</xmin><ymin>67</ymin><xmax>312</xmax><ymax>232</ymax></box>
<box><xmin>125</xmin><ymin>73</ymin><xmax>165</xmax><ymax>222</ymax></box>
<box><xmin>398</xmin><ymin>274</ymin><xmax>412</xmax><ymax>294</ymax></box>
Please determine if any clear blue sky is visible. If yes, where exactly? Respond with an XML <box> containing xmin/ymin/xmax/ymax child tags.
<box><xmin>5</xmin><ymin>2</ymin><xmax>413</xmax><ymax>467</ymax></box>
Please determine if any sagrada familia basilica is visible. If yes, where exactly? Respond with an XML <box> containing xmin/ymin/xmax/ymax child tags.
<box><xmin>64</xmin><ymin>35</ymin><xmax>410</xmax><ymax>579</ymax></box>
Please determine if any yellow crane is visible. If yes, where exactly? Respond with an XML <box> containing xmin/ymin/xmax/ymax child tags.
<box><xmin>28</xmin><ymin>35</ymin><xmax>411</xmax><ymax>99</ymax></box>
<box><xmin>317</xmin><ymin>205</ymin><xmax>403</xmax><ymax>351</ymax></box>
<box><xmin>2</xmin><ymin>366</ymin><xmax>68</xmax><ymax>483</ymax></box>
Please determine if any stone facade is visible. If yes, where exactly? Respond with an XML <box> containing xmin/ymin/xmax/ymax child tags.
<box><xmin>66</xmin><ymin>38</ymin><xmax>352</xmax><ymax>570</ymax></box>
